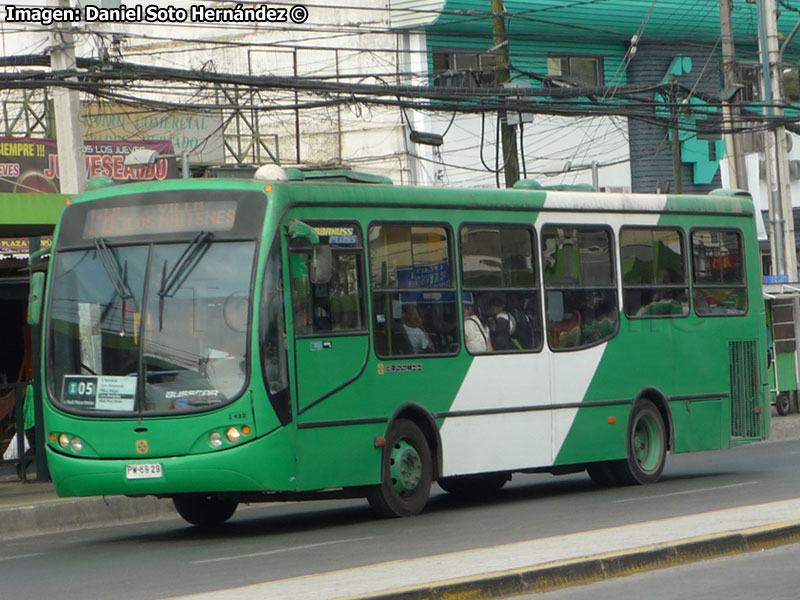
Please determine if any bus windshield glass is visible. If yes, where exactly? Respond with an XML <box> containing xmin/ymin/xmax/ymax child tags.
<box><xmin>45</xmin><ymin>189</ymin><xmax>264</xmax><ymax>415</ymax></box>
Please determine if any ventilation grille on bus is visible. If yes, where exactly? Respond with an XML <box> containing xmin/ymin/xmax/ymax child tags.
<box><xmin>729</xmin><ymin>340</ymin><xmax>760</xmax><ymax>439</ymax></box>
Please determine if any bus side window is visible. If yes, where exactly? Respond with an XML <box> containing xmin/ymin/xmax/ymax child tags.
<box><xmin>369</xmin><ymin>224</ymin><xmax>459</xmax><ymax>357</ymax></box>
<box><xmin>620</xmin><ymin>227</ymin><xmax>689</xmax><ymax>318</ymax></box>
<box><xmin>460</xmin><ymin>224</ymin><xmax>542</xmax><ymax>354</ymax></box>
<box><xmin>259</xmin><ymin>235</ymin><xmax>291</xmax><ymax>426</ymax></box>
<box><xmin>541</xmin><ymin>225</ymin><xmax>619</xmax><ymax>350</ymax></box>
<box><xmin>691</xmin><ymin>229</ymin><xmax>747</xmax><ymax>316</ymax></box>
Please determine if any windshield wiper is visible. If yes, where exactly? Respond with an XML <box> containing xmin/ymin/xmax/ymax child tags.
<box><xmin>95</xmin><ymin>238</ymin><xmax>137</xmax><ymax>335</ymax></box>
<box><xmin>95</xmin><ymin>238</ymin><xmax>134</xmax><ymax>300</ymax></box>
<box><xmin>157</xmin><ymin>231</ymin><xmax>214</xmax><ymax>330</ymax></box>
<box><xmin>95</xmin><ymin>238</ymin><xmax>137</xmax><ymax>337</ymax></box>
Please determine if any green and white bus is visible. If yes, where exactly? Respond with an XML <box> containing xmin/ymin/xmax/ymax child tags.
<box><xmin>34</xmin><ymin>169</ymin><xmax>770</xmax><ymax>526</ymax></box>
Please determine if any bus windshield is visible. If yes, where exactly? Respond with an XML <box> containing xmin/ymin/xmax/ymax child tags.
<box><xmin>47</xmin><ymin>238</ymin><xmax>256</xmax><ymax>415</ymax></box>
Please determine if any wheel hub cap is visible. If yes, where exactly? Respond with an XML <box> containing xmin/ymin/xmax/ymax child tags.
<box><xmin>634</xmin><ymin>417</ymin><xmax>660</xmax><ymax>471</ymax></box>
<box><xmin>390</xmin><ymin>440</ymin><xmax>422</xmax><ymax>497</ymax></box>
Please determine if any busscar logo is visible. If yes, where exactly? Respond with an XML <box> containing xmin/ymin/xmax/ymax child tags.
<box><xmin>136</xmin><ymin>439</ymin><xmax>149</xmax><ymax>454</ymax></box>
<box><xmin>377</xmin><ymin>363</ymin><xmax>423</xmax><ymax>375</ymax></box>
<box><xmin>165</xmin><ymin>390</ymin><xmax>219</xmax><ymax>399</ymax></box>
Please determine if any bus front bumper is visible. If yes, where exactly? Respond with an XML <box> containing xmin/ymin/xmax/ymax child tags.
<box><xmin>46</xmin><ymin>436</ymin><xmax>293</xmax><ymax>498</ymax></box>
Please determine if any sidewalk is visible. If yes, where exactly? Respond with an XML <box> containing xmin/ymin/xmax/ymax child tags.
<box><xmin>2</xmin><ymin>412</ymin><xmax>800</xmax><ymax>599</ymax></box>
<box><xmin>161</xmin><ymin>499</ymin><xmax>800</xmax><ymax>600</ymax></box>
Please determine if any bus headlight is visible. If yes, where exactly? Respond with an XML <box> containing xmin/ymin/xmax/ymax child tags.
<box><xmin>226</xmin><ymin>427</ymin><xmax>241</xmax><ymax>443</ymax></box>
<box><xmin>209</xmin><ymin>432</ymin><xmax>223</xmax><ymax>448</ymax></box>
<box><xmin>58</xmin><ymin>433</ymin><xmax>70</xmax><ymax>449</ymax></box>
<box><xmin>69</xmin><ymin>437</ymin><xmax>83</xmax><ymax>453</ymax></box>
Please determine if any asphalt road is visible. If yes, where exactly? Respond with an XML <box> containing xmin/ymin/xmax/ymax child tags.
<box><xmin>515</xmin><ymin>539</ymin><xmax>800</xmax><ymax>600</ymax></box>
<box><xmin>3</xmin><ymin>438</ymin><xmax>800</xmax><ymax>600</ymax></box>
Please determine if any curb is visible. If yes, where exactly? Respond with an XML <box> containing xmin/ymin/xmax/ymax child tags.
<box><xmin>0</xmin><ymin>494</ymin><xmax>177</xmax><ymax>539</ymax></box>
<box><xmin>349</xmin><ymin>522</ymin><xmax>800</xmax><ymax>600</ymax></box>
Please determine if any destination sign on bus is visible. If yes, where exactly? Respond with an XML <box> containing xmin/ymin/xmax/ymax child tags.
<box><xmin>83</xmin><ymin>200</ymin><xmax>237</xmax><ymax>238</ymax></box>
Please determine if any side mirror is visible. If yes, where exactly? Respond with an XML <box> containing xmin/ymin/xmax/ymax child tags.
<box><xmin>28</xmin><ymin>272</ymin><xmax>45</xmax><ymax>326</ymax></box>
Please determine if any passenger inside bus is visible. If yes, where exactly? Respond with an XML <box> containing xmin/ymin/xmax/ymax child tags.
<box><xmin>463</xmin><ymin>293</ymin><xmax>492</xmax><ymax>353</ymax></box>
<box><xmin>401</xmin><ymin>303</ymin><xmax>434</xmax><ymax>353</ymax></box>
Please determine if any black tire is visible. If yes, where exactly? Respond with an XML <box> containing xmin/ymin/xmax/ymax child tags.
<box><xmin>172</xmin><ymin>494</ymin><xmax>238</xmax><ymax>527</ymax></box>
<box><xmin>776</xmin><ymin>392</ymin><xmax>792</xmax><ymax>416</ymax></box>
<box><xmin>367</xmin><ymin>419</ymin><xmax>432</xmax><ymax>518</ymax></box>
<box><xmin>438</xmin><ymin>472</ymin><xmax>510</xmax><ymax>496</ymax></box>
<box><xmin>611</xmin><ymin>399</ymin><xmax>667</xmax><ymax>485</ymax></box>
<box><xmin>586</xmin><ymin>461</ymin><xmax>621</xmax><ymax>487</ymax></box>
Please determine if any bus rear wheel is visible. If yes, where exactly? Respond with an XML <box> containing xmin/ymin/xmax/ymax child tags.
<box><xmin>367</xmin><ymin>419</ymin><xmax>432</xmax><ymax>518</ymax></box>
<box><xmin>612</xmin><ymin>399</ymin><xmax>667</xmax><ymax>485</ymax></box>
<box><xmin>172</xmin><ymin>494</ymin><xmax>238</xmax><ymax>527</ymax></box>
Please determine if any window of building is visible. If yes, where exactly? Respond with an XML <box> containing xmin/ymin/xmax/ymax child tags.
<box><xmin>739</xmin><ymin>64</ymin><xmax>800</xmax><ymax>104</ymax></box>
<box><xmin>691</xmin><ymin>229</ymin><xmax>747</xmax><ymax>316</ymax></box>
<box><xmin>541</xmin><ymin>225</ymin><xmax>618</xmax><ymax>350</ymax></box>
<box><xmin>620</xmin><ymin>227</ymin><xmax>689</xmax><ymax>318</ymax></box>
<box><xmin>369</xmin><ymin>224</ymin><xmax>459</xmax><ymax>356</ymax></box>
<box><xmin>460</xmin><ymin>224</ymin><xmax>542</xmax><ymax>354</ymax></box>
<box><xmin>739</xmin><ymin>64</ymin><xmax>761</xmax><ymax>103</ymax></box>
<box><xmin>783</xmin><ymin>66</ymin><xmax>800</xmax><ymax>103</ymax></box>
<box><xmin>432</xmin><ymin>49</ymin><xmax>495</xmax><ymax>88</ymax></box>
<box><xmin>289</xmin><ymin>223</ymin><xmax>366</xmax><ymax>336</ymax></box>
<box><xmin>547</xmin><ymin>55</ymin><xmax>603</xmax><ymax>87</ymax></box>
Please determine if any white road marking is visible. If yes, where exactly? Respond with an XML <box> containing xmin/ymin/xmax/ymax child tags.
<box><xmin>189</xmin><ymin>536</ymin><xmax>378</xmax><ymax>564</ymax></box>
<box><xmin>0</xmin><ymin>553</ymin><xmax>44</xmax><ymax>562</ymax></box>
<box><xmin>614</xmin><ymin>480</ymin><xmax>760</xmax><ymax>503</ymax></box>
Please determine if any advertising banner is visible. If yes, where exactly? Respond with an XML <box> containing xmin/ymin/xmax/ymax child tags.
<box><xmin>0</xmin><ymin>137</ymin><xmax>178</xmax><ymax>194</ymax></box>
<box><xmin>0</xmin><ymin>236</ymin><xmax>52</xmax><ymax>261</ymax></box>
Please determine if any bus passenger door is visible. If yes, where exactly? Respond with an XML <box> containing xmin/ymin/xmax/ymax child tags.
<box><xmin>286</xmin><ymin>222</ymin><xmax>369</xmax><ymax>421</ymax></box>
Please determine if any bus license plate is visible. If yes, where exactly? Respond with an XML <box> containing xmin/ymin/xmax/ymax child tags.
<box><xmin>126</xmin><ymin>463</ymin><xmax>163</xmax><ymax>479</ymax></box>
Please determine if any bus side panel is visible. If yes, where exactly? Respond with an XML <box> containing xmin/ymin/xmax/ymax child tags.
<box><xmin>439</xmin><ymin>353</ymin><xmax>554</xmax><ymax>476</ymax></box>
<box><xmin>295</xmin><ymin>423</ymin><xmax>385</xmax><ymax>489</ymax></box>
<box><xmin>293</xmin><ymin>354</ymin><xmax>470</xmax><ymax>490</ymax></box>
<box><xmin>551</xmin><ymin>403</ymin><xmax>630</xmax><ymax>466</ymax></box>
<box><xmin>670</xmin><ymin>398</ymin><xmax>725</xmax><ymax>452</ymax></box>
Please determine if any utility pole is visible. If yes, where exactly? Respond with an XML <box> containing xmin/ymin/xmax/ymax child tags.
<box><xmin>719</xmin><ymin>0</ymin><xmax>747</xmax><ymax>190</ymax></box>
<box><xmin>759</xmin><ymin>0</ymin><xmax>795</xmax><ymax>280</ymax></box>
<box><xmin>669</xmin><ymin>75</ymin><xmax>683</xmax><ymax>194</ymax></box>
<box><xmin>49</xmin><ymin>0</ymin><xmax>86</xmax><ymax>194</ymax></box>
<box><xmin>491</xmin><ymin>0</ymin><xmax>519</xmax><ymax>188</ymax></box>
<box><xmin>758</xmin><ymin>0</ymin><xmax>800</xmax><ymax>396</ymax></box>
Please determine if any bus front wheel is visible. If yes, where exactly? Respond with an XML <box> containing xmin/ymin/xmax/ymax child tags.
<box><xmin>367</xmin><ymin>419</ymin><xmax>432</xmax><ymax>517</ymax></box>
<box><xmin>612</xmin><ymin>399</ymin><xmax>667</xmax><ymax>485</ymax></box>
<box><xmin>172</xmin><ymin>494</ymin><xmax>238</xmax><ymax>527</ymax></box>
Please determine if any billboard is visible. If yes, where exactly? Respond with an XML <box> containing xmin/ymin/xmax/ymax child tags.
<box><xmin>0</xmin><ymin>137</ymin><xmax>178</xmax><ymax>193</ymax></box>
<box><xmin>82</xmin><ymin>102</ymin><xmax>225</xmax><ymax>165</ymax></box>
